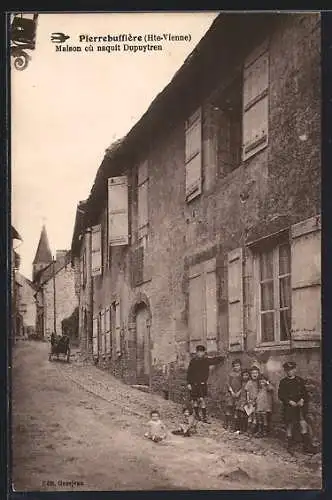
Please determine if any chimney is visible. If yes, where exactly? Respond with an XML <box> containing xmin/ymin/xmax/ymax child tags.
<box><xmin>56</xmin><ymin>250</ymin><xmax>67</xmax><ymax>266</ymax></box>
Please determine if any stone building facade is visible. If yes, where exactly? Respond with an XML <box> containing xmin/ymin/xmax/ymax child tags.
<box><xmin>71</xmin><ymin>13</ymin><xmax>321</xmax><ymax>437</ymax></box>
<box><xmin>15</xmin><ymin>273</ymin><xmax>37</xmax><ymax>337</ymax></box>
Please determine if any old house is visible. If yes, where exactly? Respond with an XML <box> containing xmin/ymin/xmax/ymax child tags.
<box><xmin>15</xmin><ymin>273</ymin><xmax>37</xmax><ymax>338</ymax></box>
<box><xmin>71</xmin><ymin>13</ymin><xmax>321</xmax><ymax>435</ymax></box>
<box><xmin>11</xmin><ymin>226</ymin><xmax>22</xmax><ymax>342</ymax></box>
<box><xmin>33</xmin><ymin>226</ymin><xmax>78</xmax><ymax>338</ymax></box>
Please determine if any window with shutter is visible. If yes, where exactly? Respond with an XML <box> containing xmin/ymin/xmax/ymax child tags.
<box><xmin>132</xmin><ymin>245</ymin><xmax>144</xmax><ymax>287</ymax></box>
<box><xmin>102</xmin><ymin>208</ymin><xmax>108</xmax><ymax>273</ymax></box>
<box><xmin>242</xmin><ymin>40</ymin><xmax>269</xmax><ymax>161</ymax></box>
<box><xmin>114</xmin><ymin>302</ymin><xmax>121</xmax><ymax>355</ymax></box>
<box><xmin>185</xmin><ymin>108</ymin><xmax>202</xmax><ymax>202</ymax></box>
<box><xmin>100</xmin><ymin>311</ymin><xmax>105</xmax><ymax>355</ymax></box>
<box><xmin>291</xmin><ymin>215</ymin><xmax>321</xmax><ymax>346</ymax></box>
<box><xmin>92</xmin><ymin>316</ymin><xmax>98</xmax><ymax>356</ymax></box>
<box><xmin>138</xmin><ymin>161</ymin><xmax>149</xmax><ymax>231</ymax></box>
<box><xmin>253</xmin><ymin>236</ymin><xmax>292</xmax><ymax>346</ymax></box>
<box><xmin>188</xmin><ymin>258</ymin><xmax>217</xmax><ymax>352</ymax></box>
<box><xmin>108</xmin><ymin>176</ymin><xmax>129</xmax><ymax>246</ymax></box>
<box><xmin>91</xmin><ymin>225</ymin><xmax>102</xmax><ymax>276</ymax></box>
<box><xmin>227</xmin><ymin>248</ymin><xmax>244</xmax><ymax>352</ymax></box>
<box><xmin>105</xmin><ymin>307</ymin><xmax>111</xmax><ymax>354</ymax></box>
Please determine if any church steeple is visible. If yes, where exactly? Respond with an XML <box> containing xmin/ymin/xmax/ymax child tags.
<box><xmin>32</xmin><ymin>225</ymin><xmax>53</xmax><ymax>282</ymax></box>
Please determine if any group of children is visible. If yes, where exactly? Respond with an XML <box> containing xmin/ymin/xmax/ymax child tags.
<box><xmin>144</xmin><ymin>345</ymin><xmax>318</xmax><ymax>454</ymax></box>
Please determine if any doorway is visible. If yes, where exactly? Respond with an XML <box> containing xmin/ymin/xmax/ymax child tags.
<box><xmin>136</xmin><ymin>304</ymin><xmax>150</xmax><ymax>385</ymax></box>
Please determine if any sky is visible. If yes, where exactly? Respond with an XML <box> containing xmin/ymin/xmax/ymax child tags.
<box><xmin>11</xmin><ymin>11</ymin><xmax>219</xmax><ymax>279</ymax></box>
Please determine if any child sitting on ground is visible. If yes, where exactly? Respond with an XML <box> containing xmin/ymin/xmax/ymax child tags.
<box><xmin>144</xmin><ymin>409</ymin><xmax>167</xmax><ymax>443</ymax></box>
<box><xmin>172</xmin><ymin>407</ymin><xmax>197</xmax><ymax>437</ymax></box>
<box><xmin>255</xmin><ymin>375</ymin><xmax>274</xmax><ymax>437</ymax></box>
<box><xmin>244</xmin><ymin>365</ymin><xmax>261</xmax><ymax>435</ymax></box>
<box><xmin>234</xmin><ymin>369</ymin><xmax>250</xmax><ymax>433</ymax></box>
<box><xmin>223</xmin><ymin>359</ymin><xmax>243</xmax><ymax>431</ymax></box>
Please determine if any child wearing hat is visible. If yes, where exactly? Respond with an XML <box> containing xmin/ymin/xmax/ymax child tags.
<box><xmin>187</xmin><ymin>344</ymin><xmax>224</xmax><ymax>423</ymax></box>
<box><xmin>223</xmin><ymin>359</ymin><xmax>243</xmax><ymax>431</ymax></box>
<box><xmin>244</xmin><ymin>365</ymin><xmax>261</xmax><ymax>435</ymax></box>
<box><xmin>278</xmin><ymin>361</ymin><xmax>318</xmax><ymax>454</ymax></box>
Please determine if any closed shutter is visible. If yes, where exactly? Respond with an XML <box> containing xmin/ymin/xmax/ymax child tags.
<box><xmin>105</xmin><ymin>307</ymin><xmax>111</xmax><ymax>354</ymax></box>
<box><xmin>205</xmin><ymin>264</ymin><xmax>217</xmax><ymax>352</ymax></box>
<box><xmin>132</xmin><ymin>245</ymin><xmax>144</xmax><ymax>287</ymax></box>
<box><xmin>108</xmin><ymin>176</ymin><xmax>129</xmax><ymax>246</ymax></box>
<box><xmin>291</xmin><ymin>215</ymin><xmax>321</xmax><ymax>346</ymax></box>
<box><xmin>185</xmin><ymin>108</ymin><xmax>202</xmax><ymax>202</ymax></box>
<box><xmin>92</xmin><ymin>316</ymin><xmax>98</xmax><ymax>356</ymax></box>
<box><xmin>100</xmin><ymin>311</ymin><xmax>105</xmax><ymax>355</ymax></box>
<box><xmin>243</xmin><ymin>41</ymin><xmax>269</xmax><ymax>160</ymax></box>
<box><xmin>227</xmin><ymin>248</ymin><xmax>244</xmax><ymax>351</ymax></box>
<box><xmin>115</xmin><ymin>302</ymin><xmax>121</xmax><ymax>354</ymax></box>
<box><xmin>188</xmin><ymin>265</ymin><xmax>205</xmax><ymax>350</ymax></box>
<box><xmin>91</xmin><ymin>225</ymin><xmax>102</xmax><ymax>276</ymax></box>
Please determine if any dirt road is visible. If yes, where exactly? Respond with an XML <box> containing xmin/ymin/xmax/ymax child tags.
<box><xmin>11</xmin><ymin>341</ymin><xmax>322</xmax><ymax>491</ymax></box>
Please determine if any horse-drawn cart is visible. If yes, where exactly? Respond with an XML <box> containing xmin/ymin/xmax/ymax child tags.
<box><xmin>49</xmin><ymin>334</ymin><xmax>71</xmax><ymax>362</ymax></box>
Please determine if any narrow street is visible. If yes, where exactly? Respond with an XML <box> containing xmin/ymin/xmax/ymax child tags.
<box><xmin>12</xmin><ymin>341</ymin><xmax>321</xmax><ymax>491</ymax></box>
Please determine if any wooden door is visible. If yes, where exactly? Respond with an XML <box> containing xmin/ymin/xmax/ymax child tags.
<box><xmin>136</xmin><ymin>306</ymin><xmax>150</xmax><ymax>385</ymax></box>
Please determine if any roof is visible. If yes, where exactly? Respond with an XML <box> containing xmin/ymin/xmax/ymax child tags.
<box><xmin>75</xmin><ymin>12</ymin><xmax>277</xmax><ymax>231</ymax></box>
<box><xmin>70</xmin><ymin>200</ymin><xmax>88</xmax><ymax>258</ymax></box>
<box><xmin>15</xmin><ymin>272</ymin><xmax>37</xmax><ymax>290</ymax></box>
<box><xmin>34</xmin><ymin>250</ymin><xmax>72</xmax><ymax>288</ymax></box>
<box><xmin>12</xmin><ymin>226</ymin><xmax>22</xmax><ymax>241</ymax></box>
<box><xmin>33</xmin><ymin>225</ymin><xmax>52</xmax><ymax>264</ymax></box>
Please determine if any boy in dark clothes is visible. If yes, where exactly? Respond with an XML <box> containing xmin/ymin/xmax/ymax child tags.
<box><xmin>187</xmin><ymin>344</ymin><xmax>224</xmax><ymax>423</ymax></box>
<box><xmin>278</xmin><ymin>361</ymin><xmax>318</xmax><ymax>454</ymax></box>
<box><xmin>235</xmin><ymin>369</ymin><xmax>250</xmax><ymax>433</ymax></box>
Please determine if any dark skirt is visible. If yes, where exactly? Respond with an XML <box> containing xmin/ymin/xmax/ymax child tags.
<box><xmin>190</xmin><ymin>382</ymin><xmax>208</xmax><ymax>399</ymax></box>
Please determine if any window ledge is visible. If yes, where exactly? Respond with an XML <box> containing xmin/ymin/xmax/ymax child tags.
<box><xmin>254</xmin><ymin>342</ymin><xmax>291</xmax><ymax>352</ymax></box>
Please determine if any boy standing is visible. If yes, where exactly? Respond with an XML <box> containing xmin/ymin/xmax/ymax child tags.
<box><xmin>187</xmin><ymin>345</ymin><xmax>224</xmax><ymax>423</ymax></box>
<box><xmin>255</xmin><ymin>375</ymin><xmax>274</xmax><ymax>437</ymax></box>
<box><xmin>278</xmin><ymin>361</ymin><xmax>317</xmax><ymax>454</ymax></box>
<box><xmin>223</xmin><ymin>359</ymin><xmax>243</xmax><ymax>431</ymax></box>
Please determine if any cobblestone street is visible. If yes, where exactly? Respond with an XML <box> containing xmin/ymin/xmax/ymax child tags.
<box><xmin>12</xmin><ymin>341</ymin><xmax>322</xmax><ymax>491</ymax></box>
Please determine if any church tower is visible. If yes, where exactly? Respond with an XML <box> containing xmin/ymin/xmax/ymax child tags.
<box><xmin>32</xmin><ymin>225</ymin><xmax>53</xmax><ymax>282</ymax></box>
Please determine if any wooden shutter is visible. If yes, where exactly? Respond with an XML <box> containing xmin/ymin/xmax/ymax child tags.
<box><xmin>108</xmin><ymin>176</ymin><xmax>129</xmax><ymax>246</ymax></box>
<box><xmin>227</xmin><ymin>248</ymin><xmax>244</xmax><ymax>351</ymax></box>
<box><xmin>91</xmin><ymin>225</ymin><xmax>102</xmax><ymax>276</ymax></box>
<box><xmin>105</xmin><ymin>307</ymin><xmax>111</xmax><ymax>354</ymax></box>
<box><xmin>188</xmin><ymin>264</ymin><xmax>205</xmax><ymax>350</ymax></box>
<box><xmin>291</xmin><ymin>215</ymin><xmax>321</xmax><ymax>346</ymax></box>
<box><xmin>185</xmin><ymin>108</ymin><xmax>202</xmax><ymax>202</ymax></box>
<box><xmin>205</xmin><ymin>262</ymin><xmax>217</xmax><ymax>353</ymax></box>
<box><xmin>100</xmin><ymin>311</ymin><xmax>105</xmax><ymax>355</ymax></box>
<box><xmin>92</xmin><ymin>316</ymin><xmax>98</xmax><ymax>356</ymax></box>
<box><xmin>243</xmin><ymin>41</ymin><xmax>269</xmax><ymax>160</ymax></box>
<box><xmin>115</xmin><ymin>302</ymin><xmax>121</xmax><ymax>354</ymax></box>
<box><xmin>138</xmin><ymin>181</ymin><xmax>148</xmax><ymax>229</ymax></box>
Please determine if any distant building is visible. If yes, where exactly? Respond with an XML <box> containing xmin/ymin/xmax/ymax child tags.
<box><xmin>15</xmin><ymin>272</ymin><xmax>37</xmax><ymax>337</ymax></box>
<box><xmin>33</xmin><ymin>226</ymin><xmax>78</xmax><ymax>338</ymax></box>
<box><xmin>32</xmin><ymin>224</ymin><xmax>52</xmax><ymax>282</ymax></box>
<box><xmin>11</xmin><ymin>226</ymin><xmax>22</xmax><ymax>342</ymax></box>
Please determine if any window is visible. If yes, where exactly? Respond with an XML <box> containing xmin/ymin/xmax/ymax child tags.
<box><xmin>185</xmin><ymin>108</ymin><xmax>202</xmax><ymax>202</ymax></box>
<box><xmin>112</xmin><ymin>301</ymin><xmax>121</xmax><ymax>356</ymax></box>
<box><xmin>188</xmin><ymin>258</ymin><xmax>217</xmax><ymax>352</ymax></box>
<box><xmin>132</xmin><ymin>161</ymin><xmax>149</xmax><ymax>286</ymax></box>
<box><xmin>101</xmin><ymin>207</ymin><xmax>108</xmax><ymax>274</ymax></box>
<box><xmin>108</xmin><ymin>176</ymin><xmax>129</xmax><ymax>246</ymax></box>
<box><xmin>215</xmin><ymin>78</ymin><xmax>242</xmax><ymax>175</ymax></box>
<box><xmin>242</xmin><ymin>40</ymin><xmax>269</xmax><ymax>160</ymax></box>
<box><xmin>257</xmin><ymin>240</ymin><xmax>291</xmax><ymax>344</ymax></box>
<box><xmin>91</xmin><ymin>225</ymin><xmax>102</xmax><ymax>276</ymax></box>
<box><xmin>138</xmin><ymin>161</ymin><xmax>148</xmax><ymax>234</ymax></box>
